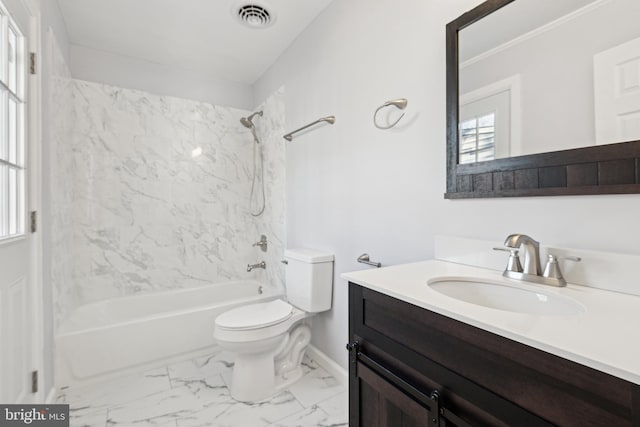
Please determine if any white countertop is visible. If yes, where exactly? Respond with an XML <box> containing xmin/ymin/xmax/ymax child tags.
<box><xmin>342</xmin><ymin>260</ymin><xmax>640</xmax><ymax>385</ymax></box>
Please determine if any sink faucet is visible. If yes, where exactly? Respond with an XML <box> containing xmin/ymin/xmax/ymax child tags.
<box><xmin>247</xmin><ymin>261</ymin><xmax>266</xmax><ymax>272</ymax></box>
<box><xmin>504</xmin><ymin>234</ymin><xmax>542</xmax><ymax>276</ymax></box>
<box><xmin>495</xmin><ymin>234</ymin><xmax>581</xmax><ymax>287</ymax></box>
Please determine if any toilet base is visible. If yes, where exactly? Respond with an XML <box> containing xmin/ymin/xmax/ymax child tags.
<box><xmin>226</xmin><ymin>323</ymin><xmax>312</xmax><ymax>402</ymax></box>
<box><xmin>230</xmin><ymin>349</ymin><xmax>278</xmax><ymax>402</ymax></box>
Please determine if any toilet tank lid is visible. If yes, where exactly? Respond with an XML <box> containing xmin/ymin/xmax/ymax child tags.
<box><xmin>285</xmin><ymin>248</ymin><xmax>334</xmax><ymax>263</ymax></box>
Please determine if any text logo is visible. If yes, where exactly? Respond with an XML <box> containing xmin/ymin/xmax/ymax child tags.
<box><xmin>1</xmin><ymin>405</ymin><xmax>69</xmax><ymax>426</ymax></box>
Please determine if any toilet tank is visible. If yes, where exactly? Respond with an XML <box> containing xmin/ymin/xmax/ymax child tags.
<box><xmin>285</xmin><ymin>248</ymin><xmax>334</xmax><ymax>313</ymax></box>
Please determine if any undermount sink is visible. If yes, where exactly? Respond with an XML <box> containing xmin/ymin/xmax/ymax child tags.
<box><xmin>427</xmin><ymin>277</ymin><xmax>585</xmax><ymax>316</ymax></box>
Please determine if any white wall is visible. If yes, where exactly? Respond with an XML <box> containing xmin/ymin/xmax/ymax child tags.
<box><xmin>254</xmin><ymin>0</ymin><xmax>640</xmax><ymax>369</ymax></box>
<box><xmin>70</xmin><ymin>44</ymin><xmax>254</xmax><ymax>110</ymax></box>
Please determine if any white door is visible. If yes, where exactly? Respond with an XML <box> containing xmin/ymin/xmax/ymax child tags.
<box><xmin>594</xmin><ymin>36</ymin><xmax>640</xmax><ymax>145</ymax></box>
<box><xmin>0</xmin><ymin>0</ymin><xmax>34</xmax><ymax>404</ymax></box>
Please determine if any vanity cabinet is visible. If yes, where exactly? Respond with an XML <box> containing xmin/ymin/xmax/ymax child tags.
<box><xmin>348</xmin><ymin>283</ymin><xmax>640</xmax><ymax>426</ymax></box>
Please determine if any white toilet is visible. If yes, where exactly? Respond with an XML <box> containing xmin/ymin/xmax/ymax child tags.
<box><xmin>214</xmin><ymin>248</ymin><xmax>334</xmax><ymax>402</ymax></box>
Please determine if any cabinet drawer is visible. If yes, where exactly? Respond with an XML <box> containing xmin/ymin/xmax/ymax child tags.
<box><xmin>350</xmin><ymin>283</ymin><xmax>640</xmax><ymax>426</ymax></box>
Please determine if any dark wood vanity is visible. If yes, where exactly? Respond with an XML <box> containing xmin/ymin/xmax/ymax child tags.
<box><xmin>348</xmin><ymin>283</ymin><xmax>640</xmax><ymax>426</ymax></box>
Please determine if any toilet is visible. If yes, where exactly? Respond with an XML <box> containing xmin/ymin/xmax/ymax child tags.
<box><xmin>214</xmin><ymin>248</ymin><xmax>334</xmax><ymax>402</ymax></box>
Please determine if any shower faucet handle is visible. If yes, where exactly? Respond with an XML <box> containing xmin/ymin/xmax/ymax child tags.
<box><xmin>252</xmin><ymin>235</ymin><xmax>268</xmax><ymax>252</ymax></box>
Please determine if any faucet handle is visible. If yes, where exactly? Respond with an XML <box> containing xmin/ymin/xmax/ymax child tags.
<box><xmin>253</xmin><ymin>235</ymin><xmax>268</xmax><ymax>252</ymax></box>
<box><xmin>556</xmin><ymin>254</ymin><xmax>581</xmax><ymax>262</ymax></box>
<box><xmin>493</xmin><ymin>247</ymin><xmax>523</xmax><ymax>273</ymax></box>
<box><xmin>543</xmin><ymin>254</ymin><xmax>581</xmax><ymax>280</ymax></box>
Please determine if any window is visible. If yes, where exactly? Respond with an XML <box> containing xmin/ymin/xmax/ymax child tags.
<box><xmin>0</xmin><ymin>3</ymin><xmax>25</xmax><ymax>240</ymax></box>
<box><xmin>459</xmin><ymin>113</ymin><xmax>496</xmax><ymax>164</ymax></box>
<box><xmin>459</xmin><ymin>75</ymin><xmax>520</xmax><ymax>164</ymax></box>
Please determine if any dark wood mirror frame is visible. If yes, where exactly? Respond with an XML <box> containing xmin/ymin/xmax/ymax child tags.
<box><xmin>446</xmin><ymin>0</ymin><xmax>640</xmax><ymax>199</ymax></box>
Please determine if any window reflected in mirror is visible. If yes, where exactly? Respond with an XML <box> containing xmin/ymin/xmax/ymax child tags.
<box><xmin>459</xmin><ymin>113</ymin><xmax>496</xmax><ymax>164</ymax></box>
<box><xmin>458</xmin><ymin>0</ymin><xmax>640</xmax><ymax>164</ymax></box>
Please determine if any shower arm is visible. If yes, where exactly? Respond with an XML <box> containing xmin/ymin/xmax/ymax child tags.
<box><xmin>283</xmin><ymin>116</ymin><xmax>336</xmax><ymax>141</ymax></box>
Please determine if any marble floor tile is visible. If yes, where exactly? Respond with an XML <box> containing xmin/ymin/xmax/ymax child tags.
<box><xmin>174</xmin><ymin>375</ymin><xmax>230</xmax><ymax>402</ymax></box>
<box><xmin>316</xmin><ymin>392</ymin><xmax>348</xmax><ymax>418</ymax></box>
<box><xmin>286</xmin><ymin>362</ymin><xmax>343</xmax><ymax>408</ymax></box>
<box><xmin>177</xmin><ymin>390</ymin><xmax>303</xmax><ymax>427</ymax></box>
<box><xmin>70</xmin><ymin>409</ymin><xmax>108</xmax><ymax>427</ymax></box>
<box><xmin>58</xmin><ymin>367</ymin><xmax>171</xmax><ymax>420</ymax></box>
<box><xmin>106</xmin><ymin>383</ymin><xmax>218</xmax><ymax>426</ymax></box>
<box><xmin>168</xmin><ymin>352</ymin><xmax>235</xmax><ymax>388</ymax></box>
<box><xmin>265</xmin><ymin>405</ymin><xmax>330</xmax><ymax>427</ymax></box>
<box><xmin>60</xmin><ymin>351</ymin><xmax>347</xmax><ymax>427</ymax></box>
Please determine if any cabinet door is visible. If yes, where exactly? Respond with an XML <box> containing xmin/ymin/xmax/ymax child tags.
<box><xmin>355</xmin><ymin>360</ymin><xmax>436</xmax><ymax>427</ymax></box>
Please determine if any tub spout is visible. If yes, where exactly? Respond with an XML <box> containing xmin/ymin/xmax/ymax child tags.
<box><xmin>247</xmin><ymin>261</ymin><xmax>266</xmax><ymax>272</ymax></box>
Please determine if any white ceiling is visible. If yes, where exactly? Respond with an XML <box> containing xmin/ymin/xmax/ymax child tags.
<box><xmin>56</xmin><ymin>0</ymin><xmax>334</xmax><ymax>84</ymax></box>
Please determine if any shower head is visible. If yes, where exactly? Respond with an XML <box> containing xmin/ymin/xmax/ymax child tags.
<box><xmin>240</xmin><ymin>111</ymin><xmax>263</xmax><ymax>128</ymax></box>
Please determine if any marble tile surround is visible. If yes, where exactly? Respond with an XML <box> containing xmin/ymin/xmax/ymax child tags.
<box><xmin>50</xmin><ymin>78</ymin><xmax>286</xmax><ymax>322</ymax></box>
<box><xmin>48</xmin><ymin>29</ymin><xmax>77</xmax><ymax>325</ymax></box>
<box><xmin>252</xmin><ymin>88</ymin><xmax>287</xmax><ymax>296</ymax></box>
<box><xmin>56</xmin><ymin>352</ymin><xmax>347</xmax><ymax>427</ymax></box>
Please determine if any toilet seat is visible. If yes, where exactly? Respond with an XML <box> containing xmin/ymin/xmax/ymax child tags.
<box><xmin>216</xmin><ymin>299</ymin><xmax>293</xmax><ymax>331</ymax></box>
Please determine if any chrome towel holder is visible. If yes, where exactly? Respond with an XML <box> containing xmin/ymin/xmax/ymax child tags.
<box><xmin>373</xmin><ymin>98</ymin><xmax>408</xmax><ymax>130</ymax></box>
<box><xmin>357</xmin><ymin>253</ymin><xmax>381</xmax><ymax>268</ymax></box>
<box><xmin>283</xmin><ymin>116</ymin><xmax>336</xmax><ymax>141</ymax></box>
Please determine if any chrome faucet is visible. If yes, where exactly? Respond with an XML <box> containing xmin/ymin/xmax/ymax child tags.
<box><xmin>253</xmin><ymin>235</ymin><xmax>268</xmax><ymax>252</ymax></box>
<box><xmin>504</xmin><ymin>234</ymin><xmax>542</xmax><ymax>276</ymax></box>
<box><xmin>247</xmin><ymin>261</ymin><xmax>266</xmax><ymax>272</ymax></box>
<box><xmin>495</xmin><ymin>234</ymin><xmax>581</xmax><ymax>287</ymax></box>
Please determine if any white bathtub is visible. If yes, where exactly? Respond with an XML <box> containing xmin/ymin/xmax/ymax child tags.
<box><xmin>55</xmin><ymin>280</ymin><xmax>279</xmax><ymax>386</ymax></box>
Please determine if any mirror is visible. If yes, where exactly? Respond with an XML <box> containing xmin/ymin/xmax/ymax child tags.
<box><xmin>446</xmin><ymin>0</ymin><xmax>640</xmax><ymax>198</ymax></box>
<box><xmin>459</xmin><ymin>0</ymin><xmax>640</xmax><ymax>163</ymax></box>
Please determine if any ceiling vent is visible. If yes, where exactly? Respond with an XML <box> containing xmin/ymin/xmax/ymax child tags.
<box><xmin>236</xmin><ymin>4</ymin><xmax>274</xmax><ymax>29</ymax></box>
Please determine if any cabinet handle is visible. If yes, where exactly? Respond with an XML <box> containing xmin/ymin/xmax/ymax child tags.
<box><xmin>346</xmin><ymin>341</ymin><xmax>359</xmax><ymax>352</ymax></box>
<box><xmin>346</xmin><ymin>341</ymin><xmax>360</xmax><ymax>377</ymax></box>
<box><xmin>356</xmin><ymin>349</ymin><xmax>442</xmax><ymax>426</ymax></box>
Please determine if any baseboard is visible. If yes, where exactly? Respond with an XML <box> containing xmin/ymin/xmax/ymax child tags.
<box><xmin>45</xmin><ymin>387</ymin><xmax>57</xmax><ymax>404</ymax></box>
<box><xmin>306</xmin><ymin>344</ymin><xmax>348</xmax><ymax>386</ymax></box>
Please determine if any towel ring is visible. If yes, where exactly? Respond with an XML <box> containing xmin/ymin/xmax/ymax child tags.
<box><xmin>373</xmin><ymin>98</ymin><xmax>408</xmax><ymax>130</ymax></box>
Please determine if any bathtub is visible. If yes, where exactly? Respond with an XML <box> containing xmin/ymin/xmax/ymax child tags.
<box><xmin>56</xmin><ymin>280</ymin><xmax>279</xmax><ymax>386</ymax></box>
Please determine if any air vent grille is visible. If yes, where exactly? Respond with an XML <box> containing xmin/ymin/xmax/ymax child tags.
<box><xmin>237</xmin><ymin>4</ymin><xmax>272</xmax><ymax>28</ymax></box>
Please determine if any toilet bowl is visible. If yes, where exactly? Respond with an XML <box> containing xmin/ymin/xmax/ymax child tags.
<box><xmin>214</xmin><ymin>299</ymin><xmax>312</xmax><ymax>402</ymax></box>
<box><xmin>213</xmin><ymin>248</ymin><xmax>334</xmax><ymax>402</ymax></box>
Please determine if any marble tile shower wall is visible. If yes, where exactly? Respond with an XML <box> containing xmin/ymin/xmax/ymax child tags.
<box><xmin>48</xmin><ymin>30</ymin><xmax>77</xmax><ymax>325</ymax></box>
<box><xmin>253</xmin><ymin>87</ymin><xmax>286</xmax><ymax>295</ymax></box>
<box><xmin>51</xmin><ymin>79</ymin><xmax>286</xmax><ymax>323</ymax></box>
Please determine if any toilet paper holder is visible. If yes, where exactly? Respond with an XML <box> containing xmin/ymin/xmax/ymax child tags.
<box><xmin>357</xmin><ymin>253</ymin><xmax>381</xmax><ymax>268</ymax></box>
